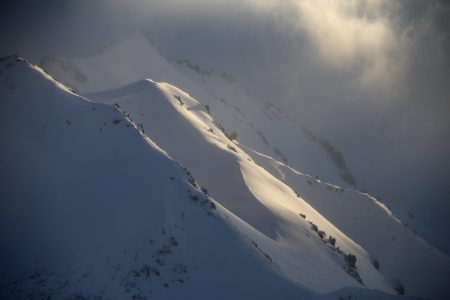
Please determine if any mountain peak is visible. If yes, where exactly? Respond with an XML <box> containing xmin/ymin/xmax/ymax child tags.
<box><xmin>2</xmin><ymin>47</ymin><xmax>449</xmax><ymax>299</ymax></box>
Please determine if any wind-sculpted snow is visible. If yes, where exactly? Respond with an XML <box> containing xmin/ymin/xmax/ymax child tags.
<box><xmin>0</xmin><ymin>56</ymin><xmax>431</xmax><ymax>299</ymax></box>
<box><xmin>0</xmin><ymin>57</ymin><xmax>319</xmax><ymax>300</ymax></box>
<box><xmin>35</xmin><ymin>31</ymin><xmax>450</xmax><ymax>299</ymax></box>
<box><xmin>38</xmin><ymin>32</ymin><xmax>358</xmax><ymax>192</ymax></box>
<box><xmin>0</xmin><ymin>55</ymin><xmax>413</xmax><ymax>300</ymax></box>
<box><xmin>86</xmin><ymin>80</ymin><xmax>280</xmax><ymax>240</ymax></box>
<box><xmin>245</xmin><ymin>146</ymin><xmax>450</xmax><ymax>300</ymax></box>
<box><xmin>86</xmin><ymin>78</ymin><xmax>397</xmax><ymax>294</ymax></box>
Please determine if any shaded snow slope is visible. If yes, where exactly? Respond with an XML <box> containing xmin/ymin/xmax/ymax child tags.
<box><xmin>0</xmin><ymin>57</ymin><xmax>324</xmax><ymax>300</ymax></box>
<box><xmin>86</xmin><ymin>79</ymin><xmax>397</xmax><ymax>295</ymax></box>
<box><xmin>38</xmin><ymin>32</ymin><xmax>450</xmax><ymax>254</ymax></box>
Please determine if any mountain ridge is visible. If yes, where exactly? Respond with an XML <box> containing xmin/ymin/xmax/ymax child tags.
<box><xmin>2</xmin><ymin>54</ymin><xmax>448</xmax><ymax>299</ymax></box>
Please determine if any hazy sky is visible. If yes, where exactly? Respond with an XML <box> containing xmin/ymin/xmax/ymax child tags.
<box><xmin>1</xmin><ymin>0</ymin><xmax>449</xmax><ymax>163</ymax></box>
<box><xmin>1</xmin><ymin>1</ymin><xmax>449</xmax><ymax>229</ymax></box>
<box><xmin>1</xmin><ymin>1</ymin><xmax>449</xmax><ymax>163</ymax></box>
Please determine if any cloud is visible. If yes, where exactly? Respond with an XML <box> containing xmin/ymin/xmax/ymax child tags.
<box><xmin>299</xmin><ymin>1</ymin><xmax>400</xmax><ymax>85</ymax></box>
<box><xmin>242</xmin><ymin>0</ymin><xmax>414</xmax><ymax>91</ymax></box>
<box><xmin>0</xmin><ymin>0</ymin><xmax>449</xmax><ymax>246</ymax></box>
<box><xmin>1</xmin><ymin>0</ymin><xmax>448</xmax><ymax>169</ymax></box>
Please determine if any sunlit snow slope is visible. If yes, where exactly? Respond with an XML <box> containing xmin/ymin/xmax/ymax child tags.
<box><xmin>39</xmin><ymin>32</ymin><xmax>450</xmax><ymax>255</ymax></box>
<box><xmin>36</xmin><ymin>32</ymin><xmax>450</xmax><ymax>300</ymax></box>
<box><xmin>1</xmin><ymin>56</ymin><xmax>421</xmax><ymax>300</ymax></box>
<box><xmin>86</xmin><ymin>77</ymin><xmax>450</xmax><ymax>300</ymax></box>
<box><xmin>0</xmin><ymin>56</ymin><xmax>319</xmax><ymax>300</ymax></box>
<box><xmin>245</xmin><ymin>147</ymin><xmax>450</xmax><ymax>300</ymax></box>
<box><xmin>87</xmin><ymin>79</ymin><xmax>399</xmax><ymax>293</ymax></box>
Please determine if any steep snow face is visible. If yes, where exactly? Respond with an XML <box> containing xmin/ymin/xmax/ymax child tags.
<box><xmin>39</xmin><ymin>32</ymin><xmax>349</xmax><ymax>190</ymax></box>
<box><xmin>172</xmin><ymin>57</ymin><xmax>450</xmax><ymax>255</ymax></box>
<box><xmin>86</xmin><ymin>79</ymin><xmax>396</xmax><ymax>295</ymax></box>
<box><xmin>0</xmin><ymin>56</ymin><xmax>417</xmax><ymax>300</ymax></box>
<box><xmin>245</xmin><ymin>147</ymin><xmax>450</xmax><ymax>300</ymax></box>
<box><xmin>38</xmin><ymin>32</ymin><xmax>450</xmax><ymax>255</ymax></box>
<box><xmin>35</xmin><ymin>27</ymin><xmax>450</xmax><ymax>296</ymax></box>
<box><xmin>0</xmin><ymin>57</ymin><xmax>322</xmax><ymax>300</ymax></box>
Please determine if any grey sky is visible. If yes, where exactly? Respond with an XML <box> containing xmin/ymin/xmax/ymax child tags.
<box><xmin>1</xmin><ymin>0</ymin><xmax>449</xmax><ymax>244</ymax></box>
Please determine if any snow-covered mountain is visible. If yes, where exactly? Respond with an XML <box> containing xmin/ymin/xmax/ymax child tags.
<box><xmin>0</xmin><ymin>56</ymin><xmax>409</xmax><ymax>300</ymax></box>
<box><xmin>1</xmin><ymin>31</ymin><xmax>449</xmax><ymax>299</ymax></box>
<box><xmin>32</xmin><ymin>32</ymin><xmax>450</xmax><ymax>299</ymax></box>
<box><xmin>38</xmin><ymin>32</ymin><xmax>450</xmax><ymax>257</ymax></box>
<box><xmin>87</xmin><ymin>74</ymin><xmax>450</xmax><ymax>298</ymax></box>
<box><xmin>0</xmin><ymin>56</ymin><xmax>343</xmax><ymax>300</ymax></box>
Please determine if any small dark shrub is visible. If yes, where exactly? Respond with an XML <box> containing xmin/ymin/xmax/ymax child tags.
<box><xmin>155</xmin><ymin>258</ymin><xmax>165</xmax><ymax>266</ymax></box>
<box><xmin>204</xmin><ymin>104</ymin><xmax>211</xmax><ymax>115</ymax></box>
<box><xmin>227</xmin><ymin>145</ymin><xmax>237</xmax><ymax>152</ymax></box>
<box><xmin>173</xmin><ymin>95</ymin><xmax>184</xmax><ymax>106</ymax></box>
<box><xmin>371</xmin><ymin>256</ymin><xmax>380</xmax><ymax>270</ymax></box>
<box><xmin>209</xmin><ymin>201</ymin><xmax>216</xmax><ymax>210</ymax></box>
<box><xmin>170</xmin><ymin>236</ymin><xmax>179</xmax><ymax>247</ymax></box>
<box><xmin>345</xmin><ymin>254</ymin><xmax>357</xmax><ymax>269</ymax></box>
<box><xmin>225</xmin><ymin>131</ymin><xmax>238</xmax><ymax>141</ymax></box>
<box><xmin>185</xmin><ymin>169</ymin><xmax>197</xmax><ymax>187</ymax></box>
<box><xmin>112</xmin><ymin>118</ymin><xmax>122</xmax><ymax>125</ymax></box>
<box><xmin>390</xmin><ymin>279</ymin><xmax>405</xmax><ymax>295</ymax></box>
<box><xmin>328</xmin><ymin>236</ymin><xmax>336</xmax><ymax>246</ymax></box>
<box><xmin>318</xmin><ymin>230</ymin><xmax>326</xmax><ymax>239</ymax></box>
<box><xmin>173</xmin><ymin>264</ymin><xmax>187</xmax><ymax>274</ymax></box>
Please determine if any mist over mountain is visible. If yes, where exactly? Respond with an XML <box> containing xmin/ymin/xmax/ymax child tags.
<box><xmin>1</xmin><ymin>1</ymin><xmax>449</xmax><ymax>299</ymax></box>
